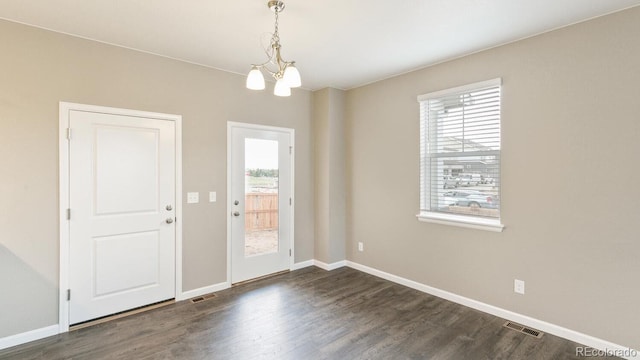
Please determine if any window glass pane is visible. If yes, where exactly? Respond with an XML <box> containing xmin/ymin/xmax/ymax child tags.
<box><xmin>429</xmin><ymin>155</ymin><xmax>500</xmax><ymax>219</ymax></box>
<box><xmin>244</xmin><ymin>138</ymin><xmax>279</xmax><ymax>257</ymax></box>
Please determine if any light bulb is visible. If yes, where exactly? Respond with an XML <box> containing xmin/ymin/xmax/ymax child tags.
<box><xmin>274</xmin><ymin>78</ymin><xmax>291</xmax><ymax>97</ymax></box>
<box><xmin>246</xmin><ymin>67</ymin><xmax>265</xmax><ymax>90</ymax></box>
<box><xmin>283</xmin><ymin>64</ymin><xmax>301</xmax><ymax>88</ymax></box>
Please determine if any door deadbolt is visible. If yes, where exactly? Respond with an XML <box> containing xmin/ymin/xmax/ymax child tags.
<box><xmin>166</xmin><ymin>205</ymin><xmax>173</xmax><ymax>211</ymax></box>
<box><xmin>234</xmin><ymin>200</ymin><xmax>239</xmax><ymax>205</ymax></box>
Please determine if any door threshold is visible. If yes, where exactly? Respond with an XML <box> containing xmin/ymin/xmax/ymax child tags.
<box><xmin>232</xmin><ymin>270</ymin><xmax>290</xmax><ymax>286</ymax></box>
<box><xmin>69</xmin><ymin>299</ymin><xmax>175</xmax><ymax>331</ymax></box>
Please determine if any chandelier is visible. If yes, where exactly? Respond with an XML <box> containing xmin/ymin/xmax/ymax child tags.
<box><xmin>246</xmin><ymin>1</ymin><xmax>301</xmax><ymax>97</ymax></box>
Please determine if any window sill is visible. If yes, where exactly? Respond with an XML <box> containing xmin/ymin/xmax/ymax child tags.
<box><xmin>416</xmin><ymin>212</ymin><xmax>504</xmax><ymax>232</ymax></box>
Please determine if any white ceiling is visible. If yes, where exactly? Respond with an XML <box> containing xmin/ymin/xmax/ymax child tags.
<box><xmin>1</xmin><ymin>0</ymin><xmax>639</xmax><ymax>90</ymax></box>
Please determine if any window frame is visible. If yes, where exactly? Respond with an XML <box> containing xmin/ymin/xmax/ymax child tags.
<box><xmin>416</xmin><ymin>78</ymin><xmax>504</xmax><ymax>232</ymax></box>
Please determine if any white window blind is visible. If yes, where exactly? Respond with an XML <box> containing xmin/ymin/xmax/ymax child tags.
<box><xmin>418</xmin><ymin>78</ymin><xmax>502</xmax><ymax>228</ymax></box>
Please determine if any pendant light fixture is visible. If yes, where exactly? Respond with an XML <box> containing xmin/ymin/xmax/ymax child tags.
<box><xmin>246</xmin><ymin>1</ymin><xmax>301</xmax><ymax>97</ymax></box>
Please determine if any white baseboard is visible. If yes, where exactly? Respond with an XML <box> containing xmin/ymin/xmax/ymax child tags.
<box><xmin>0</xmin><ymin>325</ymin><xmax>59</xmax><ymax>351</ymax></box>
<box><xmin>292</xmin><ymin>259</ymin><xmax>314</xmax><ymax>270</ymax></box>
<box><xmin>177</xmin><ymin>281</ymin><xmax>230</xmax><ymax>301</ymax></box>
<box><xmin>345</xmin><ymin>260</ymin><xmax>639</xmax><ymax>360</ymax></box>
<box><xmin>314</xmin><ymin>259</ymin><xmax>347</xmax><ymax>271</ymax></box>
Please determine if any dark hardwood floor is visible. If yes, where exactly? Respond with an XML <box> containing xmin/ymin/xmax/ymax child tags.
<box><xmin>0</xmin><ymin>267</ymin><xmax>617</xmax><ymax>359</ymax></box>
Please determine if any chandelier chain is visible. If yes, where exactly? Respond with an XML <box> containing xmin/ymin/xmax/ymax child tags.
<box><xmin>272</xmin><ymin>9</ymin><xmax>280</xmax><ymax>45</ymax></box>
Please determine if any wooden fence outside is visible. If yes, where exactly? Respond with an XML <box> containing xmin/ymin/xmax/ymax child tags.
<box><xmin>245</xmin><ymin>193</ymin><xmax>278</xmax><ymax>231</ymax></box>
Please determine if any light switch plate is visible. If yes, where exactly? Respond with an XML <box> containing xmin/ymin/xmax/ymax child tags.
<box><xmin>187</xmin><ymin>192</ymin><xmax>199</xmax><ymax>204</ymax></box>
<box><xmin>209</xmin><ymin>191</ymin><xmax>216</xmax><ymax>202</ymax></box>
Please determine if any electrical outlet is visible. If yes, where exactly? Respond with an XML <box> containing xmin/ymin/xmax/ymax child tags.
<box><xmin>358</xmin><ymin>242</ymin><xmax>364</xmax><ymax>252</ymax></box>
<box><xmin>209</xmin><ymin>191</ymin><xmax>216</xmax><ymax>202</ymax></box>
<box><xmin>187</xmin><ymin>192</ymin><xmax>199</xmax><ymax>204</ymax></box>
<box><xmin>514</xmin><ymin>279</ymin><xmax>525</xmax><ymax>295</ymax></box>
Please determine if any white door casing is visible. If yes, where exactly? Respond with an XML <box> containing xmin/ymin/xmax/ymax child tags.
<box><xmin>228</xmin><ymin>122</ymin><xmax>294</xmax><ymax>284</ymax></box>
<box><xmin>59</xmin><ymin>103</ymin><xmax>182</xmax><ymax>330</ymax></box>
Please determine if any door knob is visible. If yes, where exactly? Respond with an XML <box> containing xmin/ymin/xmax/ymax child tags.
<box><xmin>166</xmin><ymin>218</ymin><xmax>174</xmax><ymax>224</ymax></box>
<box><xmin>233</xmin><ymin>211</ymin><xmax>240</xmax><ymax>217</ymax></box>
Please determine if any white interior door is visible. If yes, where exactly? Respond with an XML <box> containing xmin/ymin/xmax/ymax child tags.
<box><xmin>69</xmin><ymin>109</ymin><xmax>176</xmax><ymax>325</ymax></box>
<box><xmin>230</xmin><ymin>124</ymin><xmax>293</xmax><ymax>284</ymax></box>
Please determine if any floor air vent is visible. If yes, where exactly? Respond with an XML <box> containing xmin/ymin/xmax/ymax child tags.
<box><xmin>190</xmin><ymin>293</ymin><xmax>217</xmax><ymax>303</ymax></box>
<box><xmin>503</xmin><ymin>321</ymin><xmax>544</xmax><ymax>338</ymax></box>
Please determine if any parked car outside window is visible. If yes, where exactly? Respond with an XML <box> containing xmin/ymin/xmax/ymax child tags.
<box><xmin>457</xmin><ymin>173</ymin><xmax>481</xmax><ymax>187</ymax></box>
<box><xmin>442</xmin><ymin>190</ymin><xmax>498</xmax><ymax>209</ymax></box>
<box><xmin>443</xmin><ymin>176</ymin><xmax>459</xmax><ymax>189</ymax></box>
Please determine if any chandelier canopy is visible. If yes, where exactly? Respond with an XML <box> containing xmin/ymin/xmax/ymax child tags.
<box><xmin>246</xmin><ymin>1</ymin><xmax>301</xmax><ymax>97</ymax></box>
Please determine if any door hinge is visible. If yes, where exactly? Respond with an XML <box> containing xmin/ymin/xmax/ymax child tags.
<box><xmin>289</xmin><ymin>249</ymin><xmax>292</xmax><ymax>257</ymax></box>
<box><xmin>67</xmin><ymin>289</ymin><xmax>71</xmax><ymax>301</ymax></box>
<box><xmin>289</xmin><ymin>146</ymin><xmax>292</xmax><ymax>154</ymax></box>
<box><xmin>66</xmin><ymin>208</ymin><xmax>71</xmax><ymax>220</ymax></box>
<box><xmin>66</xmin><ymin>128</ymin><xmax>72</xmax><ymax>140</ymax></box>
<box><xmin>289</xmin><ymin>198</ymin><xmax>292</xmax><ymax>206</ymax></box>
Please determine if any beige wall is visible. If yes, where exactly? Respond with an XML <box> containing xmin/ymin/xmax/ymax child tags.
<box><xmin>345</xmin><ymin>6</ymin><xmax>640</xmax><ymax>349</ymax></box>
<box><xmin>313</xmin><ymin>88</ymin><xmax>346</xmax><ymax>264</ymax></box>
<box><xmin>0</xmin><ymin>19</ymin><xmax>314</xmax><ymax>338</ymax></box>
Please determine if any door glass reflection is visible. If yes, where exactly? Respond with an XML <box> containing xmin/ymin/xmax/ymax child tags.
<box><xmin>244</xmin><ymin>138</ymin><xmax>279</xmax><ymax>257</ymax></box>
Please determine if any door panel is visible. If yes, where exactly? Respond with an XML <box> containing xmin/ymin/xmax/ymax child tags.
<box><xmin>93</xmin><ymin>231</ymin><xmax>160</xmax><ymax>297</ymax></box>
<box><xmin>230</xmin><ymin>125</ymin><xmax>293</xmax><ymax>284</ymax></box>
<box><xmin>69</xmin><ymin>110</ymin><xmax>175</xmax><ymax>325</ymax></box>
<box><xmin>94</xmin><ymin>126</ymin><xmax>159</xmax><ymax>215</ymax></box>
